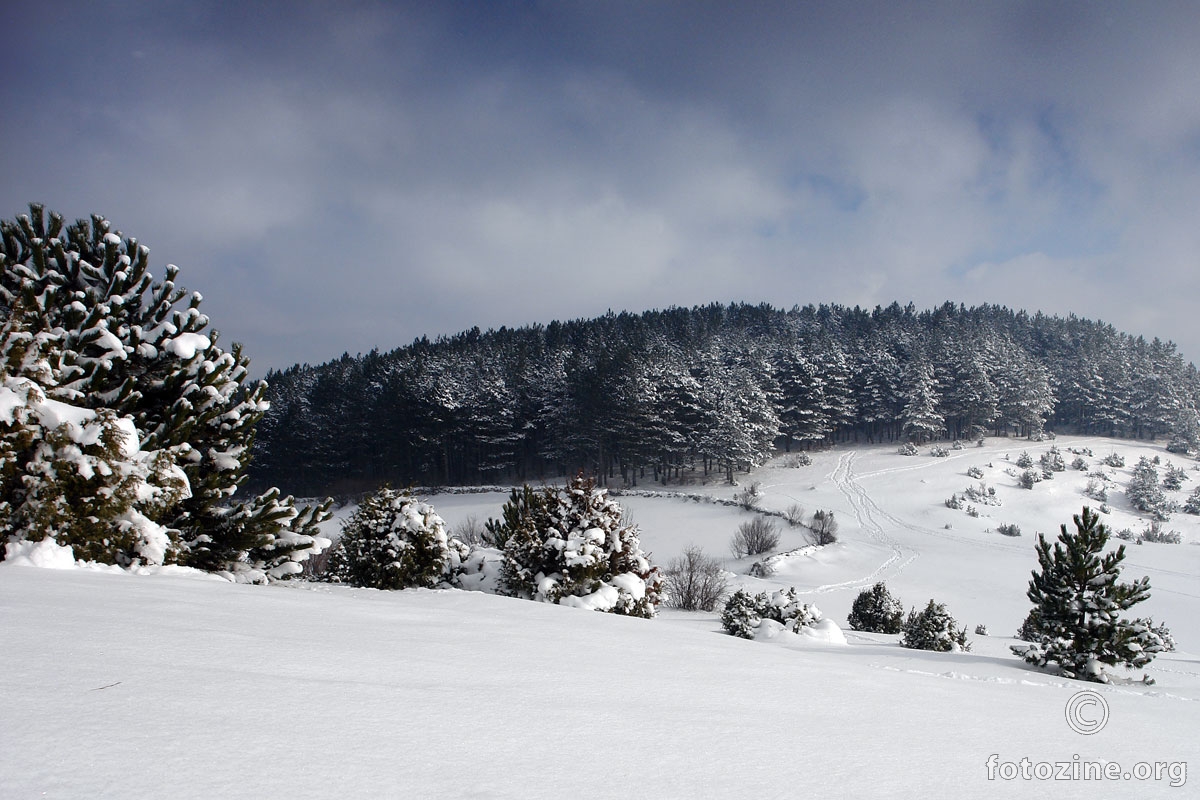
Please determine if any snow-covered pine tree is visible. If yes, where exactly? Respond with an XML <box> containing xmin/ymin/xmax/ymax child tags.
<box><xmin>1126</xmin><ymin>456</ymin><xmax>1169</xmax><ymax>520</ymax></box>
<box><xmin>493</xmin><ymin>474</ymin><xmax>663</xmax><ymax>616</ymax></box>
<box><xmin>1012</xmin><ymin>506</ymin><xmax>1166</xmax><ymax>682</ymax></box>
<box><xmin>0</xmin><ymin>205</ymin><xmax>330</xmax><ymax>578</ymax></box>
<box><xmin>899</xmin><ymin>360</ymin><xmax>944</xmax><ymax>444</ymax></box>
<box><xmin>847</xmin><ymin>581</ymin><xmax>904</xmax><ymax>633</ymax></box>
<box><xmin>326</xmin><ymin>487</ymin><xmax>465</xmax><ymax>589</ymax></box>
<box><xmin>900</xmin><ymin>599</ymin><xmax>970</xmax><ymax>652</ymax></box>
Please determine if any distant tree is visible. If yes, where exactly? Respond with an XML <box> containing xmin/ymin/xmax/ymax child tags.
<box><xmin>901</xmin><ymin>599</ymin><xmax>970</xmax><ymax>652</ymax></box>
<box><xmin>847</xmin><ymin>582</ymin><xmax>904</xmax><ymax>633</ymax></box>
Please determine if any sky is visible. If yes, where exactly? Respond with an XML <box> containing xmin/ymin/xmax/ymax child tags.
<box><xmin>3</xmin><ymin>1</ymin><xmax>1200</xmax><ymax>373</ymax></box>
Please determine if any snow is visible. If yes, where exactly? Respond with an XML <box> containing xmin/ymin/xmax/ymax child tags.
<box><xmin>3</xmin><ymin>436</ymin><xmax>1199</xmax><ymax>798</ymax></box>
<box><xmin>162</xmin><ymin>332</ymin><xmax>211</xmax><ymax>359</ymax></box>
<box><xmin>4</xmin><ymin>538</ymin><xmax>80</xmax><ymax>569</ymax></box>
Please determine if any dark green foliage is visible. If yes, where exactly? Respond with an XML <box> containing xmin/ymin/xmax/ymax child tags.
<box><xmin>847</xmin><ymin>582</ymin><xmax>904</xmax><ymax>633</ymax></box>
<box><xmin>490</xmin><ymin>474</ymin><xmax>663</xmax><ymax>617</ymax></box>
<box><xmin>1016</xmin><ymin>608</ymin><xmax>1043</xmax><ymax>641</ymax></box>
<box><xmin>0</xmin><ymin>204</ymin><xmax>330</xmax><ymax>577</ymax></box>
<box><xmin>253</xmin><ymin>301</ymin><xmax>1199</xmax><ymax>494</ymax></box>
<box><xmin>720</xmin><ymin>586</ymin><xmax>822</xmax><ymax>639</ymax></box>
<box><xmin>327</xmin><ymin>487</ymin><xmax>459</xmax><ymax>589</ymax></box>
<box><xmin>1013</xmin><ymin>506</ymin><xmax>1165</xmax><ymax>682</ymax></box>
<box><xmin>901</xmin><ymin>599</ymin><xmax>970</xmax><ymax>652</ymax></box>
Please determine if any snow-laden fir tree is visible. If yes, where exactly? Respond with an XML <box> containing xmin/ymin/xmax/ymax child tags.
<box><xmin>491</xmin><ymin>474</ymin><xmax>663</xmax><ymax>617</ymax></box>
<box><xmin>898</xmin><ymin>360</ymin><xmax>944</xmax><ymax>444</ymax></box>
<box><xmin>900</xmin><ymin>599</ymin><xmax>970</xmax><ymax>651</ymax></box>
<box><xmin>847</xmin><ymin>581</ymin><xmax>904</xmax><ymax>633</ymax></box>
<box><xmin>326</xmin><ymin>487</ymin><xmax>466</xmax><ymax>589</ymax></box>
<box><xmin>721</xmin><ymin>586</ymin><xmax>824</xmax><ymax>639</ymax></box>
<box><xmin>0</xmin><ymin>204</ymin><xmax>330</xmax><ymax>579</ymax></box>
<box><xmin>1126</xmin><ymin>456</ymin><xmax>1170</xmax><ymax>520</ymax></box>
<box><xmin>1011</xmin><ymin>506</ymin><xmax>1167</xmax><ymax>682</ymax></box>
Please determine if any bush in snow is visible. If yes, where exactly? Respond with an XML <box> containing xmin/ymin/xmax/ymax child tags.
<box><xmin>326</xmin><ymin>487</ymin><xmax>465</xmax><ymax>590</ymax></box>
<box><xmin>996</xmin><ymin>522</ymin><xmax>1021</xmax><ymax>537</ymax></box>
<box><xmin>1039</xmin><ymin>446</ymin><xmax>1065</xmax><ymax>473</ymax></box>
<box><xmin>975</xmin><ymin>624</ymin><xmax>989</xmax><ymax>636</ymax></box>
<box><xmin>720</xmin><ymin>587</ymin><xmax>824</xmax><ymax>639</ymax></box>
<box><xmin>1083</xmin><ymin>478</ymin><xmax>1108</xmax><ymax>503</ymax></box>
<box><xmin>963</xmin><ymin>482</ymin><xmax>1000</xmax><ymax>506</ymax></box>
<box><xmin>1015</xmin><ymin>609</ymin><xmax>1043</xmax><ymax>641</ymax></box>
<box><xmin>1015</xmin><ymin>451</ymin><xmax>1034</xmax><ymax>469</ymax></box>
<box><xmin>901</xmin><ymin>599</ymin><xmax>970</xmax><ymax>652</ymax></box>
<box><xmin>847</xmin><ymin>582</ymin><xmax>904</xmax><ymax>634</ymax></box>
<box><xmin>966</xmin><ymin>465</ymin><xmax>984</xmax><ymax>479</ymax></box>
<box><xmin>1127</xmin><ymin>456</ymin><xmax>1170</xmax><ymax>520</ymax></box>
<box><xmin>663</xmin><ymin>546</ymin><xmax>728</xmax><ymax>611</ymax></box>
<box><xmin>806</xmin><ymin>509</ymin><xmax>839</xmax><ymax>546</ymax></box>
<box><xmin>1071</xmin><ymin>456</ymin><xmax>1089</xmax><ymax>471</ymax></box>
<box><xmin>0</xmin><ymin>204</ymin><xmax>330</xmax><ymax>579</ymax></box>
<box><xmin>1162</xmin><ymin>463</ymin><xmax>1188</xmax><ymax>491</ymax></box>
<box><xmin>785</xmin><ymin>452</ymin><xmax>812</xmax><ymax>467</ymax></box>
<box><xmin>733</xmin><ymin>482</ymin><xmax>763</xmax><ymax>511</ymax></box>
<box><xmin>897</xmin><ymin>442</ymin><xmax>919</xmax><ymax>456</ymax></box>
<box><xmin>1140</xmin><ymin>521</ymin><xmax>1181</xmax><ymax>544</ymax></box>
<box><xmin>783</xmin><ymin>503</ymin><xmax>806</xmax><ymax>527</ymax></box>
<box><xmin>490</xmin><ymin>474</ymin><xmax>663</xmax><ymax>617</ymax></box>
<box><xmin>1019</xmin><ymin>469</ymin><xmax>1041</xmax><ymax>489</ymax></box>
<box><xmin>944</xmin><ymin>494</ymin><xmax>963</xmax><ymax>510</ymax></box>
<box><xmin>1103</xmin><ymin>452</ymin><xmax>1125</xmax><ymax>468</ymax></box>
<box><xmin>730</xmin><ymin>516</ymin><xmax>780</xmax><ymax>558</ymax></box>
<box><xmin>1184</xmin><ymin>486</ymin><xmax>1200</xmax><ymax>515</ymax></box>
<box><xmin>1011</xmin><ymin>506</ymin><xmax>1167</xmax><ymax>682</ymax></box>
<box><xmin>929</xmin><ymin>444</ymin><xmax>949</xmax><ymax>458</ymax></box>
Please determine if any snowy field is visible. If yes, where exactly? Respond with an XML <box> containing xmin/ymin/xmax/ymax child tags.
<box><xmin>3</xmin><ymin>436</ymin><xmax>1199</xmax><ymax>798</ymax></box>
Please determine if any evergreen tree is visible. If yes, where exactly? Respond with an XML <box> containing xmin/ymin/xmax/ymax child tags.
<box><xmin>1013</xmin><ymin>506</ymin><xmax>1165</xmax><ymax>682</ymax></box>
<box><xmin>491</xmin><ymin>474</ymin><xmax>663</xmax><ymax>617</ymax></box>
<box><xmin>900</xmin><ymin>599</ymin><xmax>970</xmax><ymax>652</ymax></box>
<box><xmin>847</xmin><ymin>582</ymin><xmax>904</xmax><ymax>633</ymax></box>
<box><xmin>899</xmin><ymin>360</ymin><xmax>944</xmax><ymax>443</ymax></box>
<box><xmin>0</xmin><ymin>204</ymin><xmax>330</xmax><ymax>578</ymax></box>
<box><xmin>327</xmin><ymin>487</ymin><xmax>464</xmax><ymax>589</ymax></box>
<box><xmin>1126</xmin><ymin>456</ymin><xmax>1169</xmax><ymax>520</ymax></box>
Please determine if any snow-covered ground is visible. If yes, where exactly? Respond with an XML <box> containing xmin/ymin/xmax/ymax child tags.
<box><xmin>3</xmin><ymin>436</ymin><xmax>1198</xmax><ymax>798</ymax></box>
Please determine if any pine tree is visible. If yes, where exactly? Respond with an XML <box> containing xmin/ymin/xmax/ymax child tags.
<box><xmin>1013</xmin><ymin>506</ymin><xmax>1165</xmax><ymax>682</ymax></box>
<box><xmin>899</xmin><ymin>360</ymin><xmax>944</xmax><ymax>444</ymax></box>
<box><xmin>0</xmin><ymin>204</ymin><xmax>330</xmax><ymax>578</ymax></box>
<box><xmin>847</xmin><ymin>582</ymin><xmax>904</xmax><ymax>633</ymax></box>
<box><xmin>900</xmin><ymin>599</ymin><xmax>970</xmax><ymax>651</ymax></box>
<box><xmin>326</xmin><ymin>487</ymin><xmax>464</xmax><ymax>589</ymax></box>
<box><xmin>1126</xmin><ymin>456</ymin><xmax>1169</xmax><ymax>520</ymax></box>
<box><xmin>491</xmin><ymin>474</ymin><xmax>663</xmax><ymax>616</ymax></box>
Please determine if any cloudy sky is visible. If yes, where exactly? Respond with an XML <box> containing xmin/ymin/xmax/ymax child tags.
<box><xmin>3</xmin><ymin>1</ymin><xmax>1200</xmax><ymax>372</ymax></box>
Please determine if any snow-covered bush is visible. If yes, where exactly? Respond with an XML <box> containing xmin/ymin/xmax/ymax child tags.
<box><xmin>0</xmin><ymin>204</ymin><xmax>330</xmax><ymax>579</ymax></box>
<box><xmin>734</xmin><ymin>482</ymin><xmax>762</xmax><ymax>510</ymax></box>
<box><xmin>326</xmin><ymin>487</ymin><xmax>464</xmax><ymax>589</ymax></box>
<box><xmin>963</xmin><ymin>482</ymin><xmax>1001</xmax><ymax>506</ymax></box>
<box><xmin>1084</xmin><ymin>478</ymin><xmax>1108</xmax><ymax>503</ymax></box>
<box><xmin>1039</xmin><ymin>446</ymin><xmax>1065</xmax><ymax>473</ymax></box>
<box><xmin>996</xmin><ymin>522</ymin><xmax>1021</xmax><ymax>537</ymax></box>
<box><xmin>1162</xmin><ymin>463</ymin><xmax>1188</xmax><ymax>491</ymax></box>
<box><xmin>783</xmin><ymin>503</ymin><xmax>806</xmax><ymax>527</ymax></box>
<box><xmin>1070</xmin><ymin>456</ymin><xmax>1088</xmax><ymax>471</ymax></box>
<box><xmin>1011</xmin><ymin>506</ymin><xmax>1166</xmax><ymax>682</ymax></box>
<box><xmin>785</xmin><ymin>452</ymin><xmax>812</xmax><ymax>467</ymax></box>
<box><xmin>974</xmin><ymin>624</ymin><xmax>989</xmax><ymax>636</ymax></box>
<box><xmin>1019</xmin><ymin>469</ymin><xmax>1041</xmax><ymax>489</ymax></box>
<box><xmin>847</xmin><ymin>582</ymin><xmax>904</xmax><ymax>633</ymax></box>
<box><xmin>951</xmin><ymin>440</ymin><xmax>964</xmax><ymax>450</ymax></box>
<box><xmin>1127</xmin><ymin>456</ymin><xmax>1170</xmax><ymax>520</ymax></box>
<box><xmin>721</xmin><ymin>587</ymin><xmax>825</xmax><ymax>639</ymax></box>
<box><xmin>1103</xmin><ymin>452</ymin><xmax>1125</xmax><ymax>468</ymax></box>
<box><xmin>966</xmin><ymin>465</ymin><xmax>984</xmax><ymax>479</ymax></box>
<box><xmin>897</xmin><ymin>442</ymin><xmax>919</xmax><ymax>456</ymax></box>
<box><xmin>730</xmin><ymin>517</ymin><xmax>780</xmax><ymax>558</ymax></box>
<box><xmin>1015</xmin><ymin>451</ymin><xmax>1034</xmax><ymax>469</ymax></box>
<box><xmin>491</xmin><ymin>475</ymin><xmax>663</xmax><ymax>617</ymax></box>
<box><xmin>944</xmin><ymin>494</ymin><xmax>963</xmax><ymax>510</ymax></box>
<box><xmin>1140</xmin><ymin>521</ymin><xmax>1182</xmax><ymax>544</ymax></box>
<box><xmin>929</xmin><ymin>444</ymin><xmax>949</xmax><ymax>458</ymax></box>
<box><xmin>901</xmin><ymin>599</ymin><xmax>970</xmax><ymax>652</ymax></box>
<box><xmin>663</xmin><ymin>546</ymin><xmax>727</xmax><ymax>611</ymax></box>
<box><xmin>1184</xmin><ymin>486</ymin><xmax>1200</xmax><ymax>515</ymax></box>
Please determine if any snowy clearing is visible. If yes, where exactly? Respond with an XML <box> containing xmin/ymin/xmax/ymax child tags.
<box><xmin>3</xmin><ymin>436</ymin><xmax>1198</xmax><ymax>798</ymax></box>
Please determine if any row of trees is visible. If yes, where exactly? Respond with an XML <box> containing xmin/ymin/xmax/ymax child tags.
<box><xmin>254</xmin><ymin>302</ymin><xmax>1200</xmax><ymax>495</ymax></box>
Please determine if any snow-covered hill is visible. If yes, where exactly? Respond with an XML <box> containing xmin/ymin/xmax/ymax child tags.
<box><xmin>3</xmin><ymin>436</ymin><xmax>1198</xmax><ymax>798</ymax></box>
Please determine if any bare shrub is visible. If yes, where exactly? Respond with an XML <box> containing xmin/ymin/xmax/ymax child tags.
<box><xmin>784</xmin><ymin>503</ymin><xmax>806</xmax><ymax>527</ymax></box>
<box><xmin>807</xmin><ymin>509</ymin><xmax>839</xmax><ymax>546</ymax></box>
<box><xmin>452</xmin><ymin>515</ymin><xmax>485</xmax><ymax>546</ymax></box>
<box><xmin>734</xmin><ymin>482</ymin><xmax>763</xmax><ymax>511</ymax></box>
<box><xmin>664</xmin><ymin>547</ymin><xmax>729</xmax><ymax>611</ymax></box>
<box><xmin>730</xmin><ymin>517</ymin><xmax>780</xmax><ymax>558</ymax></box>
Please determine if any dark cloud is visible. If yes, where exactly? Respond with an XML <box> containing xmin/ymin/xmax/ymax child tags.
<box><xmin>3</xmin><ymin>1</ymin><xmax>1200</xmax><ymax>371</ymax></box>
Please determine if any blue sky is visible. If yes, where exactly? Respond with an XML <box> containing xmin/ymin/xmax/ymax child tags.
<box><xmin>3</xmin><ymin>1</ymin><xmax>1200</xmax><ymax>371</ymax></box>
